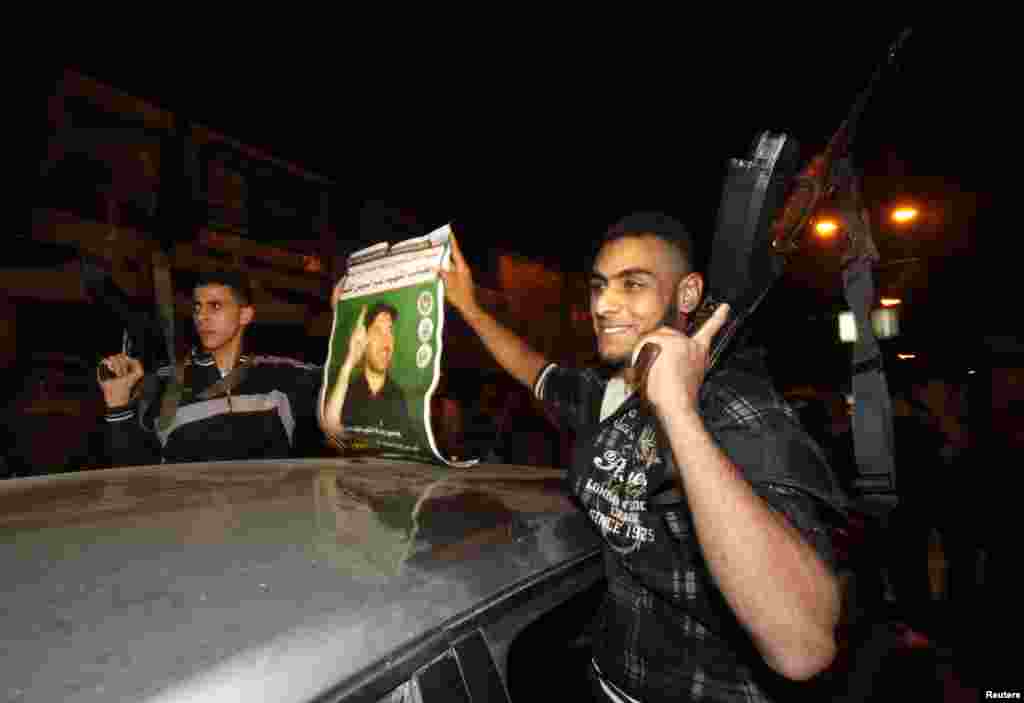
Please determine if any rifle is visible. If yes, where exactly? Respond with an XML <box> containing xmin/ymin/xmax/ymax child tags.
<box><xmin>635</xmin><ymin>28</ymin><xmax>914</xmax><ymax>425</ymax></box>
<box><xmin>88</xmin><ymin>125</ymin><xmax>197</xmax><ymax>431</ymax></box>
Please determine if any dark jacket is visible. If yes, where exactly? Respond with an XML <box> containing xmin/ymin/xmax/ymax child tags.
<box><xmin>102</xmin><ymin>349</ymin><xmax>322</xmax><ymax>466</ymax></box>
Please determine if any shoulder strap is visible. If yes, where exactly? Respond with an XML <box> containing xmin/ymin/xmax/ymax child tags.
<box><xmin>195</xmin><ymin>359</ymin><xmax>254</xmax><ymax>401</ymax></box>
<box><xmin>152</xmin><ymin>249</ymin><xmax>185</xmax><ymax>432</ymax></box>
<box><xmin>136</xmin><ymin>372</ymin><xmax>165</xmax><ymax>433</ymax></box>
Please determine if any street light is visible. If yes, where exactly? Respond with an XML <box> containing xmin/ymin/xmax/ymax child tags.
<box><xmin>816</xmin><ymin>201</ymin><xmax>919</xmax><ymax>241</ymax></box>
<box><xmin>814</xmin><ymin>218</ymin><xmax>840</xmax><ymax>239</ymax></box>
<box><xmin>891</xmin><ymin>206</ymin><xmax>919</xmax><ymax>224</ymax></box>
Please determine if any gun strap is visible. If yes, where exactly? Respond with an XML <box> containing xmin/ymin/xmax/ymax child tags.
<box><xmin>825</xmin><ymin>32</ymin><xmax>912</xmax><ymax>497</ymax></box>
<box><xmin>152</xmin><ymin>249</ymin><xmax>184</xmax><ymax>432</ymax></box>
<box><xmin>195</xmin><ymin>360</ymin><xmax>252</xmax><ymax>401</ymax></box>
<box><xmin>135</xmin><ymin>373</ymin><xmax>163</xmax><ymax>433</ymax></box>
<box><xmin>136</xmin><ymin>358</ymin><xmax>252</xmax><ymax>434</ymax></box>
<box><xmin>842</xmin><ymin>231</ymin><xmax>897</xmax><ymax>493</ymax></box>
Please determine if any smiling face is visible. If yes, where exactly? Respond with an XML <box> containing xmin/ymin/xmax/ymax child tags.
<box><xmin>589</xmin><ymin>235</ymin><xmax>697</xmax><ymax>368</ymax></box>
<box><xmin>192</xmin><ymin>284</ymin><xmax>253</xmax><ymax>354</ymax></box>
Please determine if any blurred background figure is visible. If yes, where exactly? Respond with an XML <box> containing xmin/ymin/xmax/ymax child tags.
<box><xmin>794</xmin><ymin>388</ymin><xmax>858</xmax><ymax>497</ymax></box>
<box><xmin>461</xmin><ymin>375</ymin><xmax>505</xmax><ymax>462</ymax></box>
<box><xmin>430</xmin><ymin>378</ymin><xmax>465</xmax><ymax>462</ymax></box>
<box><xmin>1</xmin><ymin>354</ymin><xmax>106</xmax><ymax>478</ymax></box>
<box><xmin>461</xmin><ymin>377</ymin><xmax>559</xmax><ymax>466</ymax></box>
<box><xmin>887</xmin><ymin>377</ymin><xmax>948</xmax><ymax>644</ymax></box>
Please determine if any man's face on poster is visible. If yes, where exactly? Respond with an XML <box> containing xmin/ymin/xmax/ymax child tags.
<box><xmin>365</xmin><ymin>311</ymin><xmax>395</xmax><ymax>375</ymax></box>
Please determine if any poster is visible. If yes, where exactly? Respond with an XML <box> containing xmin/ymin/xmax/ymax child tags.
<box><xmin>320</xmin><ymin>224</ymin><xmax>476</xmax><ymax>467</ymax></box>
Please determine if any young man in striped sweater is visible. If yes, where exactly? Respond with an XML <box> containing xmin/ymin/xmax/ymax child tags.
<box><xmin>97</xmin><ymin>270</ymin><xmax>321</xmax><ymax>466</ymax></box>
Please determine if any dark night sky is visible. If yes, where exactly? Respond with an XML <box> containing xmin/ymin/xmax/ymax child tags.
<box><xmin>65</xmin><ymin>22</ymin><xmax>984</xmax><ymax>257</ymax></box>
<box><xmin>57</xmin><ymin>21</ymin><xmax>996</xmax><ymax>381</ymax></box>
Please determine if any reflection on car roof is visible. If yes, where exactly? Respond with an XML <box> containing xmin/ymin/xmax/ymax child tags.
<box><xmin>0</xmin><ymin>458</ymin><xmax>600</xmax><ymax>703</ymax></box>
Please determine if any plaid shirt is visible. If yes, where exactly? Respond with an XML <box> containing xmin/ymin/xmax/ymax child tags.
<box><xmin>536</xmin><ymin>351</ymin><xmax>845</xmax><ymax>702</ymax></box>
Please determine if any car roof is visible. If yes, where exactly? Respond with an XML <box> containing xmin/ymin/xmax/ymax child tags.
<box><xmin>0</xmin><ymin>458</ymin><xmax>600</xmax><ymax>703</ymax></box>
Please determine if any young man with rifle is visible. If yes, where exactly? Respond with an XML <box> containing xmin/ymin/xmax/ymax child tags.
<box><xmin>97</xmin><ymin>270</ymin><xmax>322</xmax><ymax>466</ymax></box>
<box><xmin>441</xmin><ymin>212</ymin><xmax>845</xmax><ymax>701</ymax></box>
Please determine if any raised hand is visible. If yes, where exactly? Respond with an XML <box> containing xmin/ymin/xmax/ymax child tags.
<box><xmin>438</xmin><ymin>231</ymin><xmax>478</xmax><ymax>317</ymax></box>
<box><xmin>97</xmin><ymin>353</ymin><xmax>145</xmax><ymax>408</ymax></box>
<box><xmin>344</xmin><ymin>305</ymin><xmax>369</xmax><ymax>368</ymax></box>
<box><xmin>632</xmin><ymin>303</ymin><xmax>731</xmax><ymax>416</ymax></box>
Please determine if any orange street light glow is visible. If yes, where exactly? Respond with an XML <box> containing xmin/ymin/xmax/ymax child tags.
<box><xmin>814</xmin><ymin>219</ymin><xmax>839</xmax><ymax>238</ymax></box>
<box><xmin>891</xmin><ymin>207</ymin><xmax>918</xmax><ymax>223</ymax></box>
<box><xmin>897</xmin><ymin>353</ymin><xmax>917</xmax><ymax>360</ymax></box>
<box><xmin>880</xmin><ymin>297</ymin><xmax>902</xmax><ymax>307</ymax></box>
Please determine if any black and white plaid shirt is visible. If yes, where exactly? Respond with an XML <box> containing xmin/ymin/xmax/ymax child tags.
<box><xmin>535</xmin><ymin>351</ymin><xmax>845</xmax><ymax>702</ymax></box>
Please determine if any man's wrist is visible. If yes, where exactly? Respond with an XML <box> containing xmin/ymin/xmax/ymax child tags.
<box><xmin>654</xmin><ymin>397</ymin><xmax>702</xmax><ymax>432</ymax></box>
<box><xmin>103</xmin><ymin>393</ymin><xmax>133</xmax><ymax>409</ymax></box>
<box><xmin>459</xmin><ymin>298</ymin><xmax>487</xmax><ymax>327</ymax></box>
<box><xmin>104</xmin><ymin>398</ymin><xmax>136</xmax><ymax>423</ymax></box>
<box><xmin>655</xmin><ymin>402</ymin><xmax>713</xmax><ymax>478</ymax></box>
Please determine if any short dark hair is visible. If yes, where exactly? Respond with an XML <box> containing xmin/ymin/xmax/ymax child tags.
<box><xmin>600</xmin><ymin>211</ymin><xmax>696</xmax><ymax>273</ymax></box>
<box><xmin>194</xmin><ymin>270</ymin><xmax>254</xmax><ymax>306</ymax></box>
<box><xmin>366</xmin><ymin>302</ymin><xmax>398</xmax><ymax>328</ymax></box>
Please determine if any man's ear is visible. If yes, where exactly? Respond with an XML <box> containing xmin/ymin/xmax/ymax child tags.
<box><xmin>676</xmin><ymin>272</ymin><xmax>704</xmax><ymax>314</ymax></box>
<box><xmin>240</xmin><ymin>304</ymin><xmax>255</xmax><ymax>327</ymax></box>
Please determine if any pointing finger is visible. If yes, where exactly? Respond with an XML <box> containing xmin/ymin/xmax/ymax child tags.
<box><xmin>693</xmin><ymin>303</ymin><xmax>730</xmax><ymax>345</ymax></box>
<box><xmin>108</xmin><ymin>355</ymin><xmax>126</xmax><ymax>377</ymax></box>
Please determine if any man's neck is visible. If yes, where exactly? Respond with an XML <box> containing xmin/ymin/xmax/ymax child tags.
<box><xmin>364</xmin><ymin>367</ymin><xmax>387</xmax><ymax>395</ymax></box>
<box><xmin>210</xmin><ymin>338</ymin><xmax>243</xmax><ymax>375</ymax></box>
<box><xmin>619</xmin><ymin>365</ymin><xmax>638</xmax><ymax>390</ymax></box>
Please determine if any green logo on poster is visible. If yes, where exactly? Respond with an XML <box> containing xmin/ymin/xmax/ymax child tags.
<box><xmin>417</xmin><ymin>291</ymin><xmax>434</xmax><ymax>316</ymax></box>
<box><xmin>416</xmin><ymin>343</ymin><xmax>432</xmax><ymax>368</ymax></box>
<box><xmin>418</xmin><ymin>317</ymin><xmax>434</xmax><ymax>343</ymax></box>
